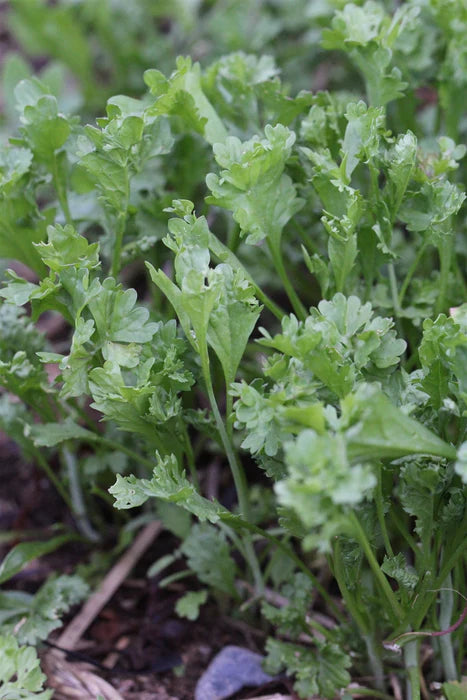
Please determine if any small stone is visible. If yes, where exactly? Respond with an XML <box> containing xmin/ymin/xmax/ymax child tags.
<box><xmin>195</xmin><ymin>645</ymin><xmax>275</xmax><ymax>700</ymax></box>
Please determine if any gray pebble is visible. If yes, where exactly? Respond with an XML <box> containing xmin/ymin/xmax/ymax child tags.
<box><xmin>195</xmin><ymin>645</ymin><xmax>276</xmax><ymax>700</ymax></box>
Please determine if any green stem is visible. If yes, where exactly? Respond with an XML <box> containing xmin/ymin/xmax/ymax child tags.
<box><xmin>390</xmin><ymin>509</ymin><xmax>418</xmax><ymax>555</ymax></box>
<box><xmin>61</xmin><ymin>447</ymin><xmax>100</xmax><ymax>542</ymax></box>
<box><xmin>268</xmin><ymin>239</ymin><xmax>307</xmax><ymax>320</ymax></box>
<box><xmin>403</xmin><ymin>514</ymin><xmax>467</xmax><ymax>635</ymax></box>
<box><xmin>436</xmin><ymin>232</ymin><xmax>453</xmax><ymax>315</ymax></box>
<box><xmin>225</xmin><ymin>391</ymin><xmax>234</xmax><ymax>439</ymax></box>
<box><xmin>111</xmin><ymin>212</ymin><xmax>127</xmax><ymax>278</ymax></box>
<box><xmin>400</xmin><ymin>571</ymin><xmax>435</xmax><ymax>636</ymax></box>
<box><xmin>255</xmin><ymin>285</ymin><xmax>285</xmax><ymax>321</ymax></box>
<box><xmin>332</xmin><ymin>538</ymin><xmax>369</xmax><ymax>634</ymax></box>
<box><xmin>368</xmin><ymin>162</ymin><xmax>379</xmax><ymax>203</ymax></box>
<box><xmin>305</xmin><ymin>617</ymin><xmax>335</xmax><ymax>642</ymax></box>
<box><xmin>228</xmin><ymin>225</ymin><xmax>241</xmax><ymax>254</ymax></box>
<box><xmin>398</xmin><ymin>242</ymin><xmax>428</xmax><ymax>306</ymax></box>
<box><xmin>388</xmin><ymin>263</ymin><xmax>401</xmax><ymax>317</ymax></box>
<box><xmin>405</xmin><ymin>640</ymin><xmax>421</xmax><ymax>700</ymax></box>
<box><xmin>96</xmin><ymin>437</ymin><xmax>156</xmax><ymax>472</ymax></box>
<box><xmin>334</xmin><ymin>237</ymin><xmax>357</xmax><ymax>295</ymax></box>
<box><xmin>364</xmin><ymin>634</ymin><xmax>385</xmax><ymax>692</ymax></box>
<box><xmin>388</xmin><ymin>262</ymin><xmax>405</xmax><ymax>341</ymax></box>
<box><xmin>439</xmin><ymin>574</ymin><xmax>458</xmax><ymax>681</ymax></box>
<box><xmin>223</xmin><ymin>513</ymin><xmax>345</xmax><ymax>624</ymax></box>
<box><xmin>375</xmin><ymin>465</ymin><xmax>393</xmax><ymax>558</ymax></box>
<box><xmin>292</xmin><ymin>219</ymin><xmax>320</xmax><ymax>257</ymax></box>
<box><xmin>349</xmin><ymin>513</ymin><xmax>404</xmax><ymax>624</ymax></box>
<box><xmin>199</xmin><ymin>344</ymin><xmax>263</xmax><ymax>592</ymax></box>
<box><xmin>182</xmin><ymin>424</ymin><xmax>199</xmax><ymax>490</ymax></box>
<box><xmin>52</xmin><ymin>153</ymin><xmax>72</xmax><ymax>225</ymax></box>
<box><xmin>410</xmin><ymin>520</ymin><xmax>467</xmax><ymax>629</ymax></box>
<box><xmin>201</xmin><ymin>351</ymin><xmax>250</xmax><ymax>521</ymax></box>
<box><xmin>32</xmin><ymin>448</ymin><xmax>74</xmax><ymax>512</ymax></box>
<box><xmin>436</xmin><ymin>516</ymin><xmax>467</xmax><ymax>589</ymax></box>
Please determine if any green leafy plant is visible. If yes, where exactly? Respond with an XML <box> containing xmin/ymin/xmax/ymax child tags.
<box><xmin>0</xmin><ymin>634</ymin><xmax>52</xmax><ymax>699</ymax></box>
<box><xmin>1</xmin><ymin>2</ymin><xmax>466</xmax><ymax>698</ymax></box>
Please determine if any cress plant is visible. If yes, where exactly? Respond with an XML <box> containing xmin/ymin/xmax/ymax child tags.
<box><xmin>0</xmin><ymin>2</ymin><xmax>466</xmax><ymax>698</ymax></box>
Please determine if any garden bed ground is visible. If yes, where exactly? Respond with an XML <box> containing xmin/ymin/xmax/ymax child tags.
<box><xmin>0</xmin><ymin>433</ymin><xmax>293</xmax><ymax>700</ymax></box>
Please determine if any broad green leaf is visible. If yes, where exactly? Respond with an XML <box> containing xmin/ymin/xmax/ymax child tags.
<box><xmin>399</xmin><ymin>461</ymin><xmax>444</xmax><ymax>540</ymax></box>
<box><xmin>2</xmin><ymin>53</ymin><xmax>31</xmax><ymax>121</ymax></box>
<box><xmin>322</xmin><ymin>2</ymin><xmax>416</xmax><ymax>106</ymax></box>
<box><xmin>443</xmin><ymin>679</ymin><xmax>467</xmax><ymax>700</ymax></box>
<box><xmin>342</xmin><ymin>101</ymin><xmax>386</xmax><ymax>178</ymax></box>
<box><xmin>328</xmin><ymin>234</ymin><xmax>358</xmax><ymax>297</ymax></box>
<box><xmin>0</xmin><ymin>145</ymin><xmax>32</xmax><ymax>192</ymax></box>
<box><xmin>455</xmin><ymin>442</ymin><xmax>467</xmax><ymax>484</ymax></box>
<box><xmin>343</xmin><ymin>385</ymin><xmax>456</xmax><ymax>461</ymax></box>
<box><xmin>88</xmin><ymin>278</ymin><xmax>158</xmax><ymax>344</ymax></box>
<box><xmin>146</xmin><ymin>263</ymin><xmax>193</xmax><ymax>349</ymax></box>
<box><xmin>207</xmin><ymin>265</ymin><xmax>261</xmax><ymax>386</ymax></box>
<box><xmin>0</xmin><ymin>194</ymin><xmax>51</xmax><ymax>276</ymax></box>
<box><xmin>206</xmin><ymin>124</ymin><xmax>303</xmax><ymax>245</ymax></box>
<box><xmin>35</xmin><ymin>224</ymin><xmax>100</xmax><ymax>273</ymax></box>
<box><xmin>56</xmin><ymin>317</ymin><xmax>96</xmax><ymax>397</ymax></box>
<box><xmin>0</xmin><ymin>535</ymin><xmax>72</xmax><ymax>585</ymax></box>
<box><xmin>20</xmin><ymin>95</ymin><xmax>70</xmax><ymax>163</ymax></box>
<box><xmin>78</xmin><ymin>152</ymin><xmax>129</xmax><ymax>214</ymax></box>
<box><xmin>145</xmin><ymin>56</ymin><xmax>227</xmax><ymax>145</ymax></box>
<box><xmin>399</xmin><ymin>180</ymin><xmax>465</xmax><ymax>239</ymax></box>
<box><xmin>29</xmin><ymin>417</ymin><xmax>97</xmax><ymax>448</ymax></box>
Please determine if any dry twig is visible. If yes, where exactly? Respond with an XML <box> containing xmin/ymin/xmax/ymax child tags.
<box><xmin>56</xmin><ymin>521</ymin><xmax>161</xmax><ymax>650</ymax></box>
<box><xmin>44</xmin><ymin>521</ymin><xmax>162</xmax><ymax>699</ymax></box>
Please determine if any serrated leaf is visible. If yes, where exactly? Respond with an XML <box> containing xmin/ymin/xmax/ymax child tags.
<box><xmin>88</xmin><ymin>278</ymin><xmax>158</xmax><ymax>344</ymax></box>
<box><xmin>109</xmin><ymin>453</ymin><xmax>225</xmax><ymax>523</ymax></box>
<box><xmin>144</xmin><ymin>57</ymin><xmax>227</xmax><ymax>145</ymax></box>
<box><xmin>381</xmin><ymin>553</ymin><xmax>418</xmax><ymax>590</ymax></box>
<box><xmin>264</xmin><ymin>638</ymin><xmax>351</xmax><ymax>699</ymax></box>
<box><xmin>206</xmin><ymin>124</ymin><xmax>303</xmax><ymax>245</ymax></box>
<box><xmin>0</xmin><ymin>575</ymin><xmax>88</xmax><ymax>645</ymax></box>
<box><xmin>175</xmin><ymin>590</ymin><xmax>208</xmax><ymax>620</ymax></box>
<box><xmin>0</xmin><ymin>635</ymin><xmax>52</xmax><ymax>698</ymax></box>
<box><xmin>35</xmin><ymin>224</ymin><xmax>100</xmax><ymax>272</ymax></box>
<box><xmin>180</xmin><ymin>523</ymin><xmax>238</xmax><ymax>597</ymax></box>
